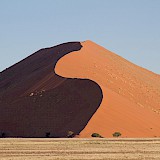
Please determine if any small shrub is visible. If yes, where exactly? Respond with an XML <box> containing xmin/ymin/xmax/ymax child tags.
<box><xmin>0</xmin><ymin>132</ymin><xmax>6</xmax><ymax>138</ymax></box>
<box><xmin>91</xmin><ymin>133</ymin><xmax>103</xmax><ymax>138</ymax></box>
<box><xmin>112</xmin><ymin>132</ymin><xmax>121</xmax><ymax>137</ymax></box>
<box><xmin>45</xmin><ymin>132</ymin><xmax>50</xmax><ymax>138</ymax></box>
<box><xmin>67</xmin><ymin>131</ymin><xmax>75</xmax><ymax>138</ymax></box>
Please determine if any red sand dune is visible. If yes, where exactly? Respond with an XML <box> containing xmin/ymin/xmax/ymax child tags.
<box><xmin>55</xmin><ymin>40</ymin><xmax>160</xmax><ymax>138</ymax></box>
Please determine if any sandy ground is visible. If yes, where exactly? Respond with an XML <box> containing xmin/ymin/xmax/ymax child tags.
<box><xmin>0</xmin><ymin>138</ymin><xmax>160</xmax><ymax>160</ymax></box>
<box><xmin>55</xmin><ymin>40</ymin><xmax>160</xmax><ymax>137</ymax></box>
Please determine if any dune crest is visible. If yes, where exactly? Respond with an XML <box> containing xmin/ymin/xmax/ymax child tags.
<box><xmin>55</xmin><ymin>40</ymin><xmax>160</xmax><ymax>137</ymax></box>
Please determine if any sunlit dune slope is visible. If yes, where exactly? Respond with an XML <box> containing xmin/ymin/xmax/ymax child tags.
<box><xmin>55</xmin><ymin>40</ymin><xmax>160</xmax><ymax>138</ymax></box>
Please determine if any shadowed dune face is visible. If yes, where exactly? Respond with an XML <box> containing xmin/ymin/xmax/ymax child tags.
<box><xmin>55</xmin><ymin>40</ymin><xmax>160</xmax><ymax>138</ymax></box>
<box><xmin>0</xmin><ymin>42</ymin><xmax>102</xmax><ymax>137</ymax></box>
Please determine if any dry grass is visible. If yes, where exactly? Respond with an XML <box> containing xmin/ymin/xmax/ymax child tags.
<box><xmin>0</xmin><ymin>138</ymin><xmax>160</xmax><ymax>160</ymax></box>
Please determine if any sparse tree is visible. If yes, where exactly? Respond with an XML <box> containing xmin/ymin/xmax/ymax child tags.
<box><xmin>0</xmin><ymin>132</ymin><xmax>6</xmax><ymax>138</ymax></box>
<box><xmin>112</xmin><ymin>132</ymin><xmax>121</xmax><ymax>137</ymax></box>
<box><xmin>45</xmin><ymin>132</ymin><xmax>50</xmax><ymax>138</ymax></box>
<box><xmin>67</xmin><ymin>131</ymin><xmax>75</xmax><ymax>138</ymax></box>
<box><xmin>91</xmin><ymin>133</ymin><xmax>103</xmax><ymax>138</ymax></box>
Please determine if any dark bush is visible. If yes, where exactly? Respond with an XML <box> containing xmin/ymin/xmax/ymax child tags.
<box><xmin>91</xmin><ymin>133</ymin><xmax>103</xmax><ymax>138</ymax></box>
<box><xmin>112</xmin><ymin>132</ymin><xmax>121</xmax><ymax>137</ymax></box>
<box><xmin>67</xmin><ymin>131</ymin><xmax>75</xmax><ymax>138</ymax></box>
<box><xmin>0</xmin><ymin>132</ymin><xmax>6</xmax><ymax>138</ymax></box>
<box><xmin>45</xmin><ymin>132</ymin><xmax>50</xmax><ymax>138</ymax></box>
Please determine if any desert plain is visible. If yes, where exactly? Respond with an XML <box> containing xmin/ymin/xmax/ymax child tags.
<box><xmin>0</xmin><ymin>138</ymin><xmax>160</xmax><ymax>160</ymax></box>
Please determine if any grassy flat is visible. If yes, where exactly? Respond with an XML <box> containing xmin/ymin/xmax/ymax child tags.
<box><xmin>0</xmin><ymin>138</ymin><xmax>160</xmax><ymax>159</ymax></box>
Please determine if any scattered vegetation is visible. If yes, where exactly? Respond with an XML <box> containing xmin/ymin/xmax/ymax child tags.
<box><xmin>112</xmin><ymin>132</ymin><xmax>121</xmax><ymax>137</ymax></box>
<box><xmin>67</xmin><ymin>131</ymin><xmax>75</xmax><ymax>138</ymax></box>
<box><xmin>91</xmin><ymin>133</ymin><xmax>103</xmax><ymax>138</ymax></box>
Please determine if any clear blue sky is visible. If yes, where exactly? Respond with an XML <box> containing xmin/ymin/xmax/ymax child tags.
<box><xmin>0</xmin><ymin>0</ymin><xmax>160</xmax><ymax>73</ymax></box>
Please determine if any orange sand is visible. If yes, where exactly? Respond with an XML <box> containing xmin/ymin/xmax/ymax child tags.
<box><xmin>55</xmin><ymin>40</ymin><xmax>160</xmax><ymax>138</ymax></box>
